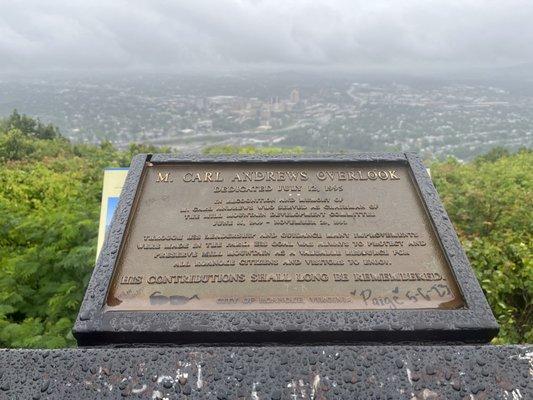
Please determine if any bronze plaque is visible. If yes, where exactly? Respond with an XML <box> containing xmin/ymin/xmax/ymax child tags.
<box><xmin>106</xmin><ymin>162</ymin><xmax>464</xmax><ymax>312</ymax></box>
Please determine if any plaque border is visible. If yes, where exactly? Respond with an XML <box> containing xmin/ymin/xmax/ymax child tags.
<box><xmin>74</xmin><ymin>153</ymin><xmax>499</xmax><ymax>345</ymax></box>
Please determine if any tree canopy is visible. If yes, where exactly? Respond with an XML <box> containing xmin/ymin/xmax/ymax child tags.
<box><xmin>431</xmin><ymin>148</ymin><xmax>532</xmax><ymax>343</ymax></box>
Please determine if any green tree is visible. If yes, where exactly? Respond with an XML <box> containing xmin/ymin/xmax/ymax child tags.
<box><xmin>0</xmin><ymin>157</ymin><xmax>100</xmax><ymax>347</ymax></box>
<box><xmin>0</xmin><ymin>129</ymin><xmax>35</xmax><ymax>161</ymax></box>
<box><xmin>432</xmin><ymin>150</ymin><xmax>532</xmax><ymax>343</ymax></box>
<box><xmin>3</xmin><ymin>110</ymin><xmax>60</xmax><ymax>140</ymax></box>
<box><xmin>0</xmin><ymin>113</ymin><xmax>176</xmax><ymax>347</ymax></box>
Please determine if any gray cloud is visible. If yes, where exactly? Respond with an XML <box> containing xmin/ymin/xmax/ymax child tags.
<box><xmin>0</xmin><ymin>0</ymin><xmax>532</xmax><ymax>73</ymax></box>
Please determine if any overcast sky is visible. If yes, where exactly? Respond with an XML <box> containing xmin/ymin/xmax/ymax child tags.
<box><xmin>1</xmin><ymin>0</ymin><xmax>532</xmax><ymax>74</ymax></box>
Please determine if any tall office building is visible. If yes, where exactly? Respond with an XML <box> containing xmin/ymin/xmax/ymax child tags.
<box><xmin>290</xmin><ymin>88</ymin><xmax>300</xmax><ymax>103</ymax></box>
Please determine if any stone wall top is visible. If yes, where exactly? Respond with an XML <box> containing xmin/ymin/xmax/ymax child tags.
<box><xmin>0</xmin><ymin>345</ymin><xmax>530</xmax><ymax>399</ymax></box>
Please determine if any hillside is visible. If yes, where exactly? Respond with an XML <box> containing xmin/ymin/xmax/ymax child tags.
<box><xmin>0</xmin><ymin>112</ymin><xmax>530</xmax><ymax>347</ymax></box>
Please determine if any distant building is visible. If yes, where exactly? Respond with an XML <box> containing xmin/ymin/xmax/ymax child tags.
<box><xmin>260</xmin><ymin>108</ymin><xmax>271</xmax><ymax>119</ymax></box>
<box><xmin>290</xmin><ymin>88</ymin><xmax>300</xmax><ymax>104</ymax></box>
<box><xmin>195</xmin><ymin>120</ymin><xmax>213</xmax><ymax>130</ymax></box>
<box><xmin>256</xmin><ymin>124</ymin><xmax>272</xmax><ymax>131</ymax></box>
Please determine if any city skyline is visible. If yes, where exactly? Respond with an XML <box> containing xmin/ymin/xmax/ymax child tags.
<box><xmin>1</xmin><ymin>72</ymin><xmax>530</xmax><ymax>160</ymax></box>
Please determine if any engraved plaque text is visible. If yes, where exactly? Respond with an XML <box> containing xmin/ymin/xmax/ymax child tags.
<box><xmin>106</xmin><ymin>162</ymin><xmax>464</xmax><ymax>311</ymax></box>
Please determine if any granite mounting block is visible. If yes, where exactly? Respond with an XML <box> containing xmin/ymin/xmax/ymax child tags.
<box><xmin>73</xmin><ymin>153</ymin><xmax>498</xmax><ymax>345</ymax></box>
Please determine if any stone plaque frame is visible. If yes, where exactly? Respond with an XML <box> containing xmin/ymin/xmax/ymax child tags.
<box><xmin>74</xmin><ymin>153</ymin><xmax>498</xmax><ymax>345</ymax></box>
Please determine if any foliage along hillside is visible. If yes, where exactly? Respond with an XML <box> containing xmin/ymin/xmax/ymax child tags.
<box><xmin>0</xmin><ymin>111</ymin><xmax>531</xmax><ymax>347</ymax></box>
<box><xmin>0</xmin><ymin>111</ymin><xmax>165</xmax><ymax>347</ymax></box>
<box><xmin>431</xmin><ymin>148</ymin><xmax>532</xmax><ymax>343</ymax></box>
